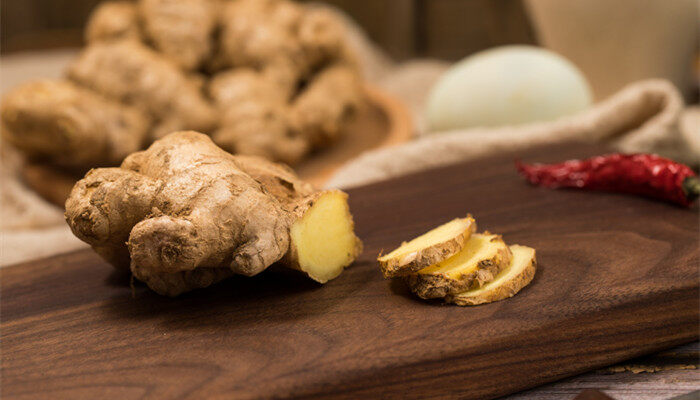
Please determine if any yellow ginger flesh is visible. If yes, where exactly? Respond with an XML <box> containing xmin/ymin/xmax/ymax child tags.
<box><xmin>378</xmin><ymin>217</ymin><xmax>475</xmax><ymax>264</ymax></box>
<box><xmin>290</xmin><ymin>191</ymin><xmax>361</xmax><ymax>283</ymax></box>
<box><xmin>418</xmin><ymin>233</ymin><xmax>507</xmax><ymax>279</ymax></box>
<box><xmin>449</xmin><ymin>244</ymin><xmax>536</xmax><ymax>305</ymax></box>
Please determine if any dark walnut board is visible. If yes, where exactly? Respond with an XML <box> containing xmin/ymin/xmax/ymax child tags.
<box><xmin>2</xmin><ymin>143</ymin><xmax>698</xmax><ymax>400</ymax></box>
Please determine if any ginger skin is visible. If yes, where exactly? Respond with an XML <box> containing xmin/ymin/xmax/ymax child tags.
<box><xmin>208</xmin><ymin>63</ymin><xmax>363</xmax><ymax>165</ymax></box>
<box><xmin>139</xmin><ymin>0</ymin><xmax>217</xmax><ymax>70</ymax></box>
<box><xmin>406</xmin><ymin>233</ymin><xmax>512</xmax><ymax>299</ymax></box>
<box><xmin>85</xmin><ymin>1</ymin><xmax>142</xmax><ymax>43</ymax></box>
<box><xmin>1</xmin><ymin>80</ymin><xmax>149</xmax><ymax>170</ymax></box>
<box><xmin>209</xmin><ymin>69</ymin><xmax>308</xmax><ymax>165</ymax></box>
<box><xmin>377</xmin><ymin>217</ymin><xmax>476</xmax><ymax>278</ymax></box>
<box><xmin>208</xmin><ymin>0</ymin><xmax>363</xmax><ymax>163</ymax></box>
<box><xmin>291</xmin><ymin>64</ymin><xmax>364</xmax><ymax>147</ymax></box>
<box><xmin>216</xmin><ymin>0</ymin><xmax>306</xmax><ymax>71</ymax></box>
<box><xmin>376</xmin><ymin>216</ymin><xmax>536</xmax><ymax>306</ymax></box>
<box><xmin>3</xmin><ymin>0</ymin><xmax>366</xmax><ymax>171</ymax></box>
<box><xmin>67</xmin><ymin>41</ymin><xmax>217</xmax><ymax>140</ymax></box>
<box><xmin>65</xmin><ymin>131</ymin><xmax>362</xmax><ymax>296</ymax></box>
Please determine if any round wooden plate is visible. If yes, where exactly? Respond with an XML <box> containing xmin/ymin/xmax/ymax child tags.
<box><xmin>22</xmin><ymin>85</ymin><xmax>414</xmax><ymax>207</ymax></box>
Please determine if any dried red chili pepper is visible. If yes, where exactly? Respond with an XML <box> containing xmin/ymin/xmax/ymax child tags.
<box><xmin>515</xmin><ymin>153</ymin><xmax>700</xmax><ymax>207</ymax></box>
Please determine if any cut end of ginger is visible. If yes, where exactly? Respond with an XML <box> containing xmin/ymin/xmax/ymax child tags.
<box><xmin>377</xmin><ymin>216</ymin><xmax>476</xmax><ymax>277</ymax></box>
<box><xmin>447</xmin><ymin>244</ymin><xmax>536</xmax><ymax>306</ymax></box>
<box><xmin>290</xmin><ymin>190</ymin><xmax>362</xmax><ymax>284</ymax></box>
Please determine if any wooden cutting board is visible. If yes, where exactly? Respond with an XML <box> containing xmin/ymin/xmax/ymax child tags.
<box><xmin>2</xmin><ymin>142</ymin><xmax>698</xmax><ymax>400</ymax></box>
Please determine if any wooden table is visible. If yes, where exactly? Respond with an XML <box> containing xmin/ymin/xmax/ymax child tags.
<box><xmin>506</xmin><ymin>342</ymin><xmax>699</xmax><ymax>399</ymax></box>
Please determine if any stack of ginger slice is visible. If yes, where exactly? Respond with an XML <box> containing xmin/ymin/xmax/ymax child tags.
<box><xmin>377</xmin><ymin>216</ymin><xmax>536</xmax><ymax>306</ymax></box>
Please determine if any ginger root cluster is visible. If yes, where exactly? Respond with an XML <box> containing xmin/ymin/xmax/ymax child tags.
<box><xmin>2</xmin><ymin>0</ymin><xmax>364</xmax><ymax>172</ymax></box>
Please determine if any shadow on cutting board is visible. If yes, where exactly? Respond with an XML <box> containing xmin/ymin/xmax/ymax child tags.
<box><xmin>98</xmin><ymin>260</ymin><xmax>376</xmax><ymax>331</ymax></box>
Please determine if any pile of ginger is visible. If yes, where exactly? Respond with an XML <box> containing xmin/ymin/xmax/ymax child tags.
<box><xmin>1</xmin><ymin>0</ymin><xmax>365</xmax><ymax>172</ymax></box>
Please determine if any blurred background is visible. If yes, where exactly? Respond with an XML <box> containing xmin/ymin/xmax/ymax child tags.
<box><xmin>1</xmin><ymin>0</ymin><xmax>536</xmax><ymax>59</ymax></box>
<box><xmin>2</xmin><ymin>0</ymin><xmax>697</xmax><ymax>101</ymax></box>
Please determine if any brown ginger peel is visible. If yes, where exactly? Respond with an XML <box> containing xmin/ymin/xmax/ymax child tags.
<box><xmin>3</xmin><ymin>0</ymin><xmax>366</xmax><ymax>172</ymax></box>
<box><xmin>377</xmin><ymin>216</ymin><xmax>476</xmax><ymax>278</ymax></box>
<box><xmin>65</xmin><ymin>131</ymin><xmax>362</xmax><ymax>296</ymax></box>
<box><xmin>1</xmin><ymin>79</ymin><xmax>149</xmax><ymax>170</ymax></box>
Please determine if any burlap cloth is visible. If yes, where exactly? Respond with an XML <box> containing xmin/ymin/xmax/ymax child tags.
<box><xmin>1</xmin><ymin>7</ymin><xmax>698</xmax><ymax>266</ymax></box>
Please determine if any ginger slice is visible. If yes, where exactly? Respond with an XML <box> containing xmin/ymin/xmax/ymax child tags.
<box><xmin>377</xmin><ymin>216</ymin><xmax>476</xmax><ymax>278</ymax></box>
<box><xmin>288</xmin><ymin>190</ymin><xmax>363</xmax><ymax>283</ymax></box>
<box><xmin>447</xmin><ymin>245</ymin><xmax>536</xmax><ymax>306</ymax></box>
<box><xmin>406</xmin><ymin>233</ymin><xmax>512</xmax><ymax>299</ymax></box>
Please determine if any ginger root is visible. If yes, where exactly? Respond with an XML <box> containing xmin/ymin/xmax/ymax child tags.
<box><xmin>209</xmin><ymin>69</ymin><xmax>287</xmax><ymax>106</ymax></box>
<box><xmin>208</xmin><ymin>69</ymin><xmax>309</xmax><ymax>165</ymax></box>
<box><xmin>378</xmin><ymin>216</ymin><xmax>536</xmax><ymax>305</ymax></box>
<box><xmin>139</xmin><ymin>0</ymin><xmax>217</xmax><ymax>70</ymax></box>
<box><xmin>207</xmin><ymin>61</ymin><xmax>363</xmax><ymax>165</ymax></box>
<box><xmin>85</xmin><ymin>1</ymin><xmax>142</xmax><ymax>43</ymax></box>
<box><xmin>378</xmin><ymin>216</ymin><xmax>476</xmax><ymax>278</ymax></box>
<box><xmin>4</xmin><ymin>0</ymin><xmax>366</xmax><ymax>173</ymax></box>
<box><xmin>210</xmin><ymin>0</ymin><xmax>363</xmax><ymax>162</ymax></box>
<box><xmin>406</xmin><ymin>233</ymin><xmax>512</xmax><ymax>299</ymax></box>
<box><xmin>291</xmin><ymin>64</ymin><xmax>364</xmax><ymax>147</ymax></box>
<box><xmin>65</xmin><ymin>131</ymin><xmax>362</xmax><ymax>296</ymax></box>
<box><xmin>66</xmin><ymin>40</ymin><xmax>218</xmax><ymax>140</ymax></box>
<box><xmin>216</xmin><ymin>0</ymin><xmax>306</xmax><ymax>71</ymax></box>
<box><xmin>298</xmin><ymin>7</ymin><xmax>353</xmax><ymax>68</ymax></box>
<box><xmin>446</xmin><ymin>245</ymin><xmax>537</xmax><ymax>306</ymax></box>
<box><xmin>214</xmin><ymin>99</ymin><xmax>308</xmax><ymax>165</ymax></box>
<box><xmin>1</xmin><ymin>80</ymin><xmax>149</xmax><ymax>170</ymax></box>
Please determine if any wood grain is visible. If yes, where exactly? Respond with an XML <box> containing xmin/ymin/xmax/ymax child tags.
<box><xmin>2</xmin><ymin>143</ymin><xmax>698</xmax><ymax>400</ymax></box>
<box><xmin>573</xmin><ymin>390</ymin><xmax>616</xmax><ymax>400</ymax></box>
<box><xmin>505</xmin><ymin>342</ymin><xmax>699</xmax><ymax>400</ymax></box>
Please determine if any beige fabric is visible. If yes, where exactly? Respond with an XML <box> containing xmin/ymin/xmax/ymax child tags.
<box><xmin>0</xmin><ymin>144</ymin><xmax>87</xmax><ymax>266</ymax></box>
<box><xmin>0</xmin><ymin>5</ymin><xmax>698</xmax><ymax>266</ymax></box>
<box><xmin>329</xmin><ymin>3</ymin><xmax>698</xmax><ymax>188</ymax></box>
<box><xmin>327</xmin><ymin>79</ymin><xmax>699</xmax><ymax>189</ymax></box>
